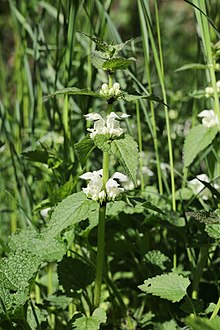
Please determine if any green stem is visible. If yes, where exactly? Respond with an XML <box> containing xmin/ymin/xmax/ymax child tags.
<box><xmin>94</xmin><ymin>204</ymin><xmax>107</xmax><ymax>308</ymax></box>
<box><xmin>210</xmin><ymin>296</ymin><xmax>220</xmax><ymax>320</ymax></box>
<box><xmin>136</xmin><ymin>101</ymin><xmax>144</xmax><ymax>191</ymax></box>
<box><xmin>94</xmin><ymin>151</ymin><xmax>109</xmax><ymax>308</ymax></box>
<box><xmin>192</xmin><ymin>246</ymin><xmax>209</xmax><ymax>299</ymax></box>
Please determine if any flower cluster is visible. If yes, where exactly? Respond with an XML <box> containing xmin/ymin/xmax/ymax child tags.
<box><xmin>100</xmin><ymin>82</ymin><xmax>122</xmax><ymax>98</ymax></box>
<box><xmin>197</xmin><ymin>110</ymin><xmax>219</xmax><ymax>128</ymax></box>
<box><xmin>80</xmin><ymin>170</ymin><xmax>126</xmax><ymax>202</ymax></box>
<box><xmin>188</xmin><ymin>174</ymin><xmax>219</xmax><ymax>200</ymax></box>
<box><xmin>84</xmin><ymin>112</ymin><xmax>129</xmax><ymax>139</ymax></box>
<box><xmin>205</xmin><ymin>81</ymin><xmax>220</xmax><ymax>97</ymax></box>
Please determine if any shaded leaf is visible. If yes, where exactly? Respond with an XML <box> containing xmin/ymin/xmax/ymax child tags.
<box><xmin>138</xmin><ymin>272</ymin><xmax>190</xmax><ymax>302</ymax></box>
<box><xmin>57</xmin><ymin>256</ymin><xmax>95</xmax><ymax>292</ymax></box>
<box><xmin>21</xmin><ymin>150</ymin><xmax>49</xmax><ymax>163</ymax></box>
<box><xmin>175</xmin><ymin>63</ymin><xmax>208</xmax><ymax>71</ymax></box>
<box><xmin>91</xmin><ymin>50</ymin><xmax>109</xmax><ymax>70</ymax></box>
<box><xmin>144</xmin><ymin>251</ymin><xmax>170</xmax><ymax>270</ymax></box>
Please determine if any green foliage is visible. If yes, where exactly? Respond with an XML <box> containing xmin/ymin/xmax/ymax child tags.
<box><xmin>185</xmin><ymin>316</ymin><xmax>220</xmax><ymax>330</ymax></box>
<box><xmin>102</xmin><ymin>57</ymin><xmax>135</xmax><ymax>72</ymax></box>
<box><xmin>139</xmin><ymin>273</ymin><xmax>190</xmax><ymax>303</ymax></box>
<box><xmin>58</xmin><ymin>256</ymin><xmax>95</xmax><ymax>292</ymax></box>
<box><xmin>183</xmin><ymin>124</ymin><xmax>219</xmax><ymax>167</ymax></box>
<box><xmin>0</xmin><ymin>250</ymin><xmax>40</xmax><ymax>316</ymax></box>
<box><xmin>75</xmin><ymin>135</ymin><xmax>95</xmax><ymax>168</ymax></box>
<box><xmin>111</xmin><ymin>134</ymin><xmax>139</xmax><ymax>183</ymax></box>
<box><xmin>144</xmin><ymin>250</ymin><xmax>170</xmax><ymax>270</ymax></box>
<box><xmin>72</xmin><ymin>308</ymin><xmax>106</xmax><ymax>330</ymax></box>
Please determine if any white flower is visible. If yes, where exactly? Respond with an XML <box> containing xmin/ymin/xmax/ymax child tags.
<box><xmin>100</xmin><ymin>82</ymin><xmax>122</xmax><ymax>98</ymax></box>
<box><xmin>80</xmin><ymin>170</ymin><xmax>125</xmax><ymax>202</ymax></box>
<box><xmin>188</xmin><ymin>174</ymin><xmax>219</xmax><ymax>200</ymax></box>
<box><xmin>80</xmin><ymin>170</ymin><xmax>106</xmax><ymax>202</ymax></box>
<box><xmin>84</xmin><ymin>112</ymin><xmax>129</xmax><ymax>139</ymax></box>
<box><xmin>198</xmin><ymin>110</ymin><xmax>219</xmax><ymax>128</ymax></box>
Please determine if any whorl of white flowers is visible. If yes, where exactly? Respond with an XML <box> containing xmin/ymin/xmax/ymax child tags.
<box><xmin>80</xmin><ymin>170</ymin><xmax>126</xmax><ymax>202</ymax></box>
<box><xmin>100</xmin><ymin>82</ymin><xmax>122</xmax><ymax>98</ymax></box>
<box><xmin>197</xmin><ymin>109</ymin><xmax>219</xmax><ymax>128</ymax></box>
<box><xmin>205</xmin><ymin>81</ymin><xmax>220</xmax><ymax>97</ymax></box>
<box><xmin>84</xmin><ymin>112</ymin><xmax>130</xmax><ymax>139</ymax></box>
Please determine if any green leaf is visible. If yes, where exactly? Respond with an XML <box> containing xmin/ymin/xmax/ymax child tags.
<box><xmin>185</xmin><ymin>316</ymin><xmax>220</xmax><ymax>330</ymax></box>
<box><xmin>75</xmin><ymin>135</ymin><xmax>95</xmax><ymax>168</ymax></box>
<box><xmin>205</xmin><ymin>224</ymin><xmax>220</xmax><ymax>240</ymax></box>
<box><xmin>102</xmin><ymin>57</ymin><xmax>134</xmax><ymax>72</ymax></box>
<box><xmin>122</xmin><ymin>93</ymin><xmax>165</xmax><ymax>105</ymax></box>
<box><xmin>0</xmin><ymin>250</ymin><xmax>40</xmax><ymax>315</ymax></box>
<box><xmin>93</xmin><ymin>134</ymin><xmax>111</xmax><ymax>152</ymax></box>
<box><xmin>183</xmin><ymin>124</ymin><xmax>218</xmax><ymax>167</ymax></box>
<box><xmin>42</xmin><ymin>192</ymin><xmax>99</xmax><ymax>249</ymax></box>
<box><xmin>21</xmin><ymin>149</ymin><xmax>49</xmax><ymax>163</ymax></box>
<box><xmin>57</xmin><ymin>256</ymin><xmax>95</xmax><ymax>292</ymax></box>
<box><xmin>142</xmin><ymin>201</ymin><xmax>166</xmax><ymax>215</ymax></box>
<box><xmin>175</xmin><ymin>63</ymin><xmax>208</xmax><ymax>71</ymax></box>
<box><xmin>111</xmin><ymin>135</ymin><xmax>139</xmax><ymax>183</ymax></box>
<box><xmin>80</xmin><ymin>33</ymin><xmax>109</xmax><ymax>52</ymax></box>
<box><xmin>144</xmin><ymin>251</ymin><xmax>170</xmax><ymax>270</ymax></box>
<box><xmin>8</xmin><ymin>228</ymin><xmax>66</xmax><ymax>262</ymax></box>
<box><xmin>72</xmin><ymin>308</ymin><xmax>106</xmax><ymax>330</ymax></box>
<box><xmin>91</xmin><ymin>50</ymin><xmax>109</xmax><ymax>69</ymax></box>
<box><xmin>138</xmin><ymin>272</ymin><xmax>190</xmax><ymax>302</ymax></box>
<box><xmin>44</xmin><ymin>87</ymin><xmax>102</xmax><ymax>101</ymax></box>
<box><xmin>154</xmin><ymin>319</ymin><xmax>180</xmax><ymax>330</ymax></box>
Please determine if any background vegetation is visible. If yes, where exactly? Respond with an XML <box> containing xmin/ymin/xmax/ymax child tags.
<box><xmin>0</xmin><ymin>0</ymin><xmax>220</xmax><ymax>329</ymax></box>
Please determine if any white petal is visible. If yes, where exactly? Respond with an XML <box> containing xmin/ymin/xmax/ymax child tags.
<box><xmin>80</xmin><ymin>172</ymin><xmax>94</xmax><ymax>180</ymax></box>
<box><xmin>111</xmin><ymin>172</ymin><xmax>128</xmax><ymax>182</ymax></box>
<box><xmin>84</xmin><ymin>113</ymin><xmax>103</xmax><ymax>121</ymax></box>
<box><xmin>107</xmin><ymin>112</ymin><xmax>119</xmax><ymax>119</ymax></box>
<box><xmin>197</xmin><ymin>110</ymin><xmax>214</xmax><ymax>118</ymax></box>
<box><xmin>120</xmin><ymin>113</ymin><xmax>130</xmax><ymax>118</ymax></box>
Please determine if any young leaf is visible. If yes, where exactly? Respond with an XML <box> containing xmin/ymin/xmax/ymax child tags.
<box><xmin>111</xmin><ymin>135</ymin><xmax>139</xmax><ymax>183</ymax></box>
<box><xmin>91</xmin><ymin>50</ymin><xmax>109</xmax><ymax>70</ymax></box>
<box><xmin>75</xmin><ymin>135</ymin><xmax>95</xmax><ymax>168</ymax></box>
<box><xmin>138</xmin><ymin>272</ymin><xmax>190</xmax><ymax>303</ymax></box>
<box><xmin>21</xmin><ymin>149</ymin><xmax>49</xmax><ymax>163</ymax></box>
<box><xmin>72</xmin><ymin>308</ymin><xmax>106</xmax><ymax>330</ymax></box>
<box><xmin>102</xmin><ymin>57</ymin><xmax>134</xmax><ymax>72</ymax></box>
<box><xmin>93</xmin><ymin>135</ymin><xmax>111</xmax><ymax>152</ymax></box>
<box><xmin>183</xmin><ymin>125</ymin><xmax>218</xmax><ymax>167</ymax></box>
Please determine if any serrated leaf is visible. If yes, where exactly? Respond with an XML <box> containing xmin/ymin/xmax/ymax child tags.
<box><xmin>81</xmin><ymin>32</ymin><xmax>109</xmax><ymax>52</ymax></box>
<box><xmin>57</xmin><ymin>256</ymin><xmax>95</xmax><ymax>292</ymax></box>
<box><xmin>185</xmin><ymin>316</ymin><xmax>220</xmax><ymax>330</ymax></box>
<box><xmin>205</xmin><ymin>224</ymin><xmax>220</xmax><ymax>240</ymax></box>
<box><xmin>102</xmin><ymin>57</ymin><xmax>134</xmax><ymax>72</ymax></box>
<box><xmin>187</xmin><ymin>210</ymin><xmax>220</xmax><ymax>224</ymax></box>
<box><xmin>44</xmin><ymin>87</ymin><xmax>102</xmax><ymax>101</ymax></box>
<box><xmin>183</xmin><ymin>124</ymin><xmax>218</xmax><ymax>167</ymax></box>
<box><xmin>93</xmin><ymin>134</ymin><xmax>111</xmax><ymax>152</ymax></box>
<box><xmin>72</xmin><ymin>308</ymin><xmax>106</xmax><ymax>330</ymax></box>
<box><xmin>75</xmin><ymin>135</ymin><xmax>95</xmax><ymax>168</ymax></box>
<box><xmin>8</xmin><ymin>228</ymin><xmax>66</xmax><ymax>262</ymax></box>
<box><xmin>138</xmin><ymin>273</ymin><xmax>190</xmax><ymax>302</ymax></box>
<box><xmin>111</xmin><ymin>135</ymin><xmax>139</xmax><ymax>183</ymax></box>
<box><xmin>144</xmin><ymin>251</ymin><xmax>170</xmax><ymax>270</ymax></box>
<box><xmin>175</xmin><ymin>63</ymin><xmax>208</xmax><ymax>72</ymax></box>
<box><xmin>154</xmin><ymin>319</ymin><xmax>179</xmax><ymax>330</ymax></box>
<box><xmin>91</xmin><ymin>50</ymin><xmax>109</xmax><ymax>69</ymax></box>
<box><xmin>42</xmin><ymin>192</ymin><xmax>99</xmax><ymax>249</ymax></box>
<box><xmin>142</xmin><ymin>201</ymin><xmax>166</xmax><ymax>215</ymax></box>
<box><xmin>0</xmin><ymin>250</ymin><xmax>40</xmax><ymax>315</ymax></box>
